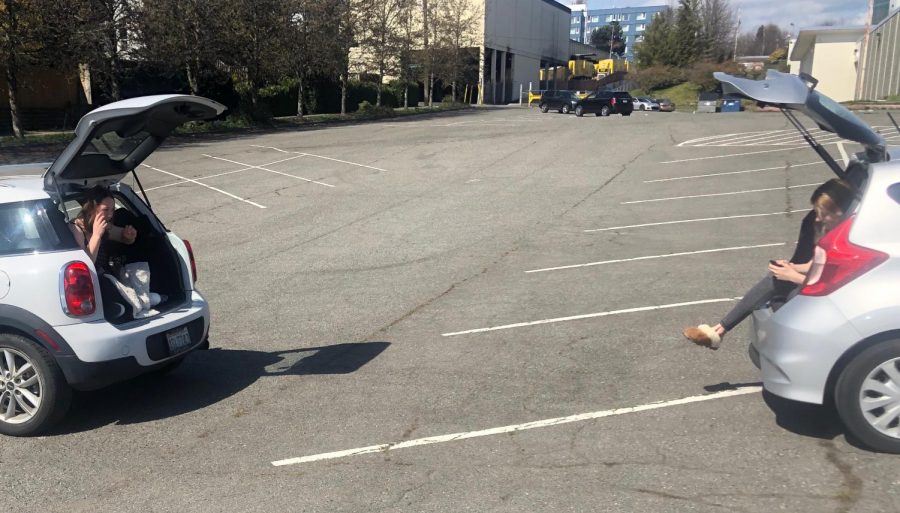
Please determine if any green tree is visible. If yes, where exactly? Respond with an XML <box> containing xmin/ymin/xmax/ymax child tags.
<box><xmin>1</xmin><ymin>0</ymin><xmax>77</xmax><ymax>137</ymax></box>
<box><xmin>590</xmin><ymin>21</ymin><xmax>624</xmax><ymax>58</ymax></box>
<box><xmin>673</xmin><ymin>0</ymin><xmax>704</xmax><ymax>66</ymax></box>
<box><xmin>635</xmin><ymin>7</ymin><xmax>676</xmax><ymax>67</ymax></box>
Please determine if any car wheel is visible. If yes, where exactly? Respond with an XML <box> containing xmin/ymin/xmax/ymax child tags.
<box><xmin>640</xmin><ymin>105</ymin><xmax>646</xmax><ymax>111</ymax></box>
<box><xmin>561</xmin><ymin>104</ymin><xmax>570</xmax><ymax>114</ymax></box>
<box><xmin>540</xmin><ymin>104</ymin><xmax>549</xmax><ymax>113</ymax></box>
<box><xmin>0</xmin><ymin>333</ymin><xmax>71</xmax><ymax>436</ymax></box>
<box><xmin>600</xmin><ymin>106</ymin><xmax>611</xmax><ymax>117</ymax></box>
<box><xmin>835</xmin><ymin>339</ymin><xmax>900</xmax><ymax>453</ymax></box>
<box><xmin>575</xmin><ymin>106</ymin><xmax>584</xmax><ymax>117</ymax></box>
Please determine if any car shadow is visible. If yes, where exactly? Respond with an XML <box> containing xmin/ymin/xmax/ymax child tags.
<box><xmin>761</xmin><ymin>390</ymin><xmax>845</xmax><ymax>440</ymax></box>
<box><xmin>46</xmin><ymin>341</ymin><xmax>390</xmax><ymax>435</ymax></box>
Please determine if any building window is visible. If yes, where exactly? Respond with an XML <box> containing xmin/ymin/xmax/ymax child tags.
<box><xmin>606</xmin><ymin>14</ymin><xmax>613</xmax><ymax>22</ymax></box>
<box><xmin>622</xmin><ymin>25</ymin><xmax>630</xmax><ymax>32</ymax></box>
<box><xmin>637</xmin><ymin>24</ymin><xmax>645</xmax><ymax>31</ymax></box>
<box><xmin>591</xmin><ymin>16</ymin><xmax>600</xmax><ymax>23</ymax></box>
<box><xmin>637</xmin><ymin>12</ymin><xmax>647</xmax><ymax>20</ymax></box>
<box><xmin>636</xmin><ymin>35</ymin><xmax>644</xmax><ymax>43</ymax></box>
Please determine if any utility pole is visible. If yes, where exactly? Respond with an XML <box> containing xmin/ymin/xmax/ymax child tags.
<box><xmin>422</xmin><ymin>0</ymin><xmax>430</xmax><ymax>106</ymax></box>
<box><xmin>732</xmin><ymin>7</ymin><xmax>741</xmax><ymax>61</ymax></box>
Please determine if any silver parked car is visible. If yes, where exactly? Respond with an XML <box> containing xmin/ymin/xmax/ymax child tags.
<box><xmin>716</xmin><ymin>70</ymin><xmax>900</xmax><ymax>453</ymax></box>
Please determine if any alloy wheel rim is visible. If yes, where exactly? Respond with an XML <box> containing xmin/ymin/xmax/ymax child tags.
<box><xmin>0</xmin><ymin>348</ymin><xmax>43</xmax><ymax>425</ymax></box>
<box><xmin>859</xmin><ymin>356</ymin><xmax>900</xmax><ymax>439</ymax></box>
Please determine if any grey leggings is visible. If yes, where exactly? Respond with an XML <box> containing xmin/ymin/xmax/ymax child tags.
<box><xmin>720</xmin><ymin>275</ymin><xmax>797</xmax><ymax>331</ymax></box>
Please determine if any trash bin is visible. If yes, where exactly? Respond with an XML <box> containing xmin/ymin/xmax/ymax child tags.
<box><xmin>721</xmin><ymin>96</ymin><xmax>742</xmax><ymax>113</ymax></box>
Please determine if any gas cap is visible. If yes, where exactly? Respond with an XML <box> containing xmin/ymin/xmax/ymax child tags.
<box><xmin>0</xmin><ymin>271</ymin><xmax>9</xmax><ymax>299</ymax></box>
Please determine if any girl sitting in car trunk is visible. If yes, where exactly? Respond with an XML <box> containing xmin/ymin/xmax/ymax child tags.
<box><xmin>682</xmin><ymin>178</ymin><xmax>857</xmax><ymax>350</ymax></box>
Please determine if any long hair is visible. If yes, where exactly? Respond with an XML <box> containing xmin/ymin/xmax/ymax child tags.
<box><xmin>810</xmin><ymin>178</ymin><xmax>857</xmax><ymax>239</ymax></box>
<box><xmin>76</xmin><ymin>186</ymin><xmax>113</xmax><ymax>232</ymax></box>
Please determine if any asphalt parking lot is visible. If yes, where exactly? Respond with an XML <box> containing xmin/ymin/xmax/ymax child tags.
<box><xmin>6</xmin><ymin>106</ymin><xmax>900</xmax><ymax>512</ymax></box>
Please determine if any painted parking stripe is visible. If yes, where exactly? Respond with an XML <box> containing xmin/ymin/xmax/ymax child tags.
<box><xmin>661</xmin><ymin>146</ymin><xmax>812</xmax><ymax>164</ymax></box>
<box><xmin>145</xmin><ymin>155</ymin><xmax>307</xmax><ymax>191</ymax></box>
<box><xmin>250</xmin><ymin>144</ymin><xmax>387</xmax><ymax>172</ymax></box>
<box><xmin>203</xmin><ymin>154</ymin><xmax>335</xmax><ymax>188</ymax></box>
<box><xmin>524</xmin><ymin>243</ymin><xmax>785</xmax><ymax>274</ymax></box>
<box><xmin>140</xmin><ymin>164</ymin><xmax>267</xmax><ymax>209</ymax></box>
<box><xmin>621</xmin><ymin>183</ymin><xmax>819</xmax><ymax>205</ymax></box>
<box><xmin>441</xmin><ymin>297</ymin><xmax>742</xmax><ymax>337</ymax></box>
<box><xmin>271</xmin><ymin>386</ymin><xmax>762</xmax><ymax>466</ymax></box>
<box><xmin>643</xmin><ymin>162</ymin><xmax>822</xmax><ymax>183</ymax></box>
<box><xmin>583</xmin><ymin>209</ymin><xmax>811</xmax><ymax>232</ymax></box>
<box><xmin>677</xmin><ymin>131</ymin><xmax>772</xmax><ymax>147</ymax></box>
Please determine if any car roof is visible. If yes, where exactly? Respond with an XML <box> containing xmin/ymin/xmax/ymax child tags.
<box><xmin>0</xmin><ymin>175</ymin><xmax>52</xmax><ymax>203</ymax></box>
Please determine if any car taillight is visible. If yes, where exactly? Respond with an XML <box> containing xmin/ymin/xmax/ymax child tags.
<box><xmin>183</xmin><ymin>239</ymin><xmax>197</xmax><ymax>283</ymax></box>
<box><xmin>800</xmin><ymin>216</ymin><xmax>888</xmax><ymax>297</ymax></box>
<box><xmin>611</xmin><ymin>97</ymin><xmax>617</xmax><ymax>106</ymax></box>
<box><xmin>63</xmin><ymin>262</ymin><xmax>95</xmax><ymax>316</ymax></box>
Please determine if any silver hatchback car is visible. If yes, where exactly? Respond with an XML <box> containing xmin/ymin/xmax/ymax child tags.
<box><xmin>717</xmin><ymin>70</ymin><xmax>900</xmax><ymax>453</ymax></box>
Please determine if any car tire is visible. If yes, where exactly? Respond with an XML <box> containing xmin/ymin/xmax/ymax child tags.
<box><xmin>561</xmin><ymin>104</ymin><xmax>570</xmax><ymax>114</ymax></box>
<box><xmin>540</xmin><ymin>104</ymin><xmax>549</xmax><ymax>113</ymax></box>
<box><xmin>835</xmin><ymin>339</ymin><xmax>900</xmax><ymax>453</ymax></box>
<box><xmin>0</xmin><ymin>333</ymin><xmax>71</xmax><ymax>436</ymax></box>
<box><xmin>600</xmin><ymin>106</ymin><xmax>611</xmax><ymax>117</ymax></box>
<box><xmin>575</xmin><ymin>106</ymin><xmax>584</xmax><ymax>117</ymax></box>
<box><xmin>622</xmin><ymin>112</ymin><xmax>631</xmax><ymax>116</ymax></box>
<box><xmin>594</xmin><ymin>113</ymin><xmax>600</xmax><ymax>116</ymax></box>
<box><xmin>640</xmin><ymin>105</ymin><xmax>646</xmax><ymax>111</ymax></box>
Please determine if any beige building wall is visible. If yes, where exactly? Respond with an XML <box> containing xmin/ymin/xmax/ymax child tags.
<box><xmin>808</xmin><ymin>35</ymin><xmax>860</xmax><ymax>101</ymax></box>
<box><xmin>791</xmin><ymin>28</ymin><xmax>864</xmax><ymax>102</ymax></box>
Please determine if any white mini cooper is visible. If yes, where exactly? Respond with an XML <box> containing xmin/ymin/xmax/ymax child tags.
<box><xmin>0</xmin><ymin>95</ymin><xmax>224</xmax><ymax>435</ymax></box>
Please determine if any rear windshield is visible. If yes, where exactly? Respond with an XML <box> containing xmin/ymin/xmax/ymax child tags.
<box><xmin>0</xmin><ymin>200</ymin><xmax>77</xmax><ymax>256</ymax></box>
<box><xmin>613</xmin><ymin>92</ymin><xmax>631</xmax><ymax>98</ymax></box>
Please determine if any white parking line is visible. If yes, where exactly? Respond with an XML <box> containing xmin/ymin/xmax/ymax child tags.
<box><xmin>661</xmin><ymin>146</ymin><xmax>811</xmax><ymax>164</ymax></box>
<box><xmin>583</xmin><ymin>209</ymin><xmax>811</xmax><ymax>232</ymax></box>
<box><xmin>677</xmin><ymin>131</ymin><xmax>771</xmax><ymax>147</ymax></box>
<box><xmin>140</xmin><ymin>164</ymin><xmax>267</xmax><ymax>209</ymax></box>
<box><xmin>524</xmin><ymin>243</ymin><xmax>786</xmax><ymax>273</ymax></box>
<box><xmin>837</xmin><ymin>142</ymin><xmax>849</xmax><ymax>165</ymax></box>
<box><xmin>250</xmin><ymin>144</ymin><xmax>387</xmax><ymax>172</ymax></box>
<box><xmin>144</xmin><ymin>155</ymin><xmax>307</xmax><ymax>191</ymax></box>
<box><xmin>202</xmin><ymin>154</ymin><xmax>335</xmax><ymax>188</ymax></box>
<box><xmin>621</xmin><ymin>183</ymin><xmax>819</xmax><ymax>205</ymax></box>
<box><xmin>441</xmin><ymin>297</ymin><xmax>742</xmax><ymax>337</ymax></box>
<box><xmin>271</xmin><ymin>386</ymin><xmax>762</xmax><ymax>466</ymax></box>
<box><xmin>643</xmin><ymin>162</ymin><xmax>822</xmax><ymax>183</ymax></box>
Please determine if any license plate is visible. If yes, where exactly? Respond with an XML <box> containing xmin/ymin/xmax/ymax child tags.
<box><xmin>166</xmin><ymin>326</ymin><xmax>192</xmax><ymax>355</ymax></box>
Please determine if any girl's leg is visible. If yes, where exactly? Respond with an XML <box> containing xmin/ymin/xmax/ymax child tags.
<box><xmin>719</xmin><ymin>275</ymin><xmax>780</xmax><ymax>332</ymax></box>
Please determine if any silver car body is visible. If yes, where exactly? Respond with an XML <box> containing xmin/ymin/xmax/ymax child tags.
<box><xmin>749</xmin><ymin>163</ymin><xmax>900</xmax><ymax>404</ymax></box>
<box><xmin>715</xmin><ymin>70</ymin><xmax>897</xmax><ymax>405</ymax></box>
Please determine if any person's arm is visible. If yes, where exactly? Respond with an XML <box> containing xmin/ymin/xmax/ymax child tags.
<box><xmin>769</xmin><ymin>261</ymin><xmax>806</xmax><ymax>284</ymax></box>
<box><xmin>69</xmin><ymin>222</ymin><xmax>100</xmax><ymax>263</ymax></box>
<box><xmin>790</xmin><ymin>261</ymin><xmax>812</xmax><ymax>274</ymax></box>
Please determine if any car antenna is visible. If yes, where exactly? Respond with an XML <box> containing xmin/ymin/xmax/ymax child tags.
<box><xmin>780</xmin><ymin>108</ymin><xmax>847</xmax><ymax>179</ymax></box>
<box><xmin>887</xmin><ymin>112</ymin><xmax>900</xmax><ymax>135</ymax></box>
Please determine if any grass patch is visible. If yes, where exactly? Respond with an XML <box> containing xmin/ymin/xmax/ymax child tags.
<box><xmin>0</xmin><ymin>132</ymin><xmax>74</xmax><ymax>147</ymax></box>
<box><xmin>646</xmin><ymin>82</ymin><xmax>702</xmax><ymax>111</ymax></box>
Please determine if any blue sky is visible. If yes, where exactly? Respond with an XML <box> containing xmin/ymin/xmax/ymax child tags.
<box><xmin>575</xmin><ymin>1</ymin><xmax>870</xmax><ymax>33</ymax></box>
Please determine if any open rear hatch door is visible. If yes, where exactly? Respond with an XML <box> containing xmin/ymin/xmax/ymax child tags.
<box><xmin>43</xmin><ymin>95</ymin><xmax>225</xmax><ymax>199</ymax></box>
<box><xmin>714</xmin><ymin>70</ymin><xmax>886</xmax><ymax>165</ymax></box>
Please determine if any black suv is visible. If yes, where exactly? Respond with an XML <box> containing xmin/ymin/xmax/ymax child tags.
<box><xmin>573</xmin><ymin>91</ymin><xmax>634</xmax><ymax>117</ymax></box>
<box><xmin>539</xmin><ymin>90</ymin><xmax>580</xmax><ymax>114</ymax></box>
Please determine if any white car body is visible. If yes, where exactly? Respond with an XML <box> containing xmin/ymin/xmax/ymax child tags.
<box><xmin>0</xmin><ymin>94</ymin><xmax>224</xmax><ymax>435</ymax></box>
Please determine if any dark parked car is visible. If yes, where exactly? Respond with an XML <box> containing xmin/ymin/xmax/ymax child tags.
<box><xmin>657</xmin><ymin>98</ymin><xmax>675</xmax><ymax>112</ymax></box>
<box><xmin>573</xmin><ymin>91</ymin><xmax>634</xmax><ymax>117</ymax></box>
<box><xmin>539</xmin><ymin>90</ymin><xmax>579</xmax><ymax>114</ymax></box>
